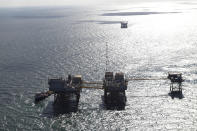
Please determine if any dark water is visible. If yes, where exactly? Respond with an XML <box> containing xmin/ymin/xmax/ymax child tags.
<box><xmin>0</xmin><ymin>1</ymin><xmax>197</xmax><ymax>130</ymax></box>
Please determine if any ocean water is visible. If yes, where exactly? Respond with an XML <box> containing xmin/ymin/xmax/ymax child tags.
<box><xmin>0</xmin><ymin>1</ymin><xmax>197</xmax><ymax>130</ymax></box>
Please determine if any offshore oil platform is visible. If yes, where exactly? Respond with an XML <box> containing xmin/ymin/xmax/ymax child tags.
<box><xmin>35</xmin><ymin>71</ymin><xmax>184</xmax><ymax>110</ymax></box>
<box><xmin>103</xmin><ymin>72</ymin><xmax>128</xmax><ymax>108</ymax></box>
<box><xmin>35</xmin><ymin>42</ymin><xmax>184</xmax><ymax>110</ymax></box>
<box><xmin>35</xmin><ymin>72</ymin><xmax>128</xmax><ymax>108</ymax></box>
<box><xmin>121</xmin><ymin>21</ymin><xmax>128</xmax><ymax>28</ymax></box>
<box><xmin>167</xmin><ymin>72</ymin><xmax>184</xmax><ymax>99</ymax></box>
<box><xmin>48</xmin><ymin>75</ymin><xmax>82</xmax><ymax>105</ymax></box>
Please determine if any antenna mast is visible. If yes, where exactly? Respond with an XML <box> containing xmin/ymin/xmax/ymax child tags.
<box><xmin>105</xmin><ymin>42</ymin><xmax>109</xmax><ymax>72</ymax></box>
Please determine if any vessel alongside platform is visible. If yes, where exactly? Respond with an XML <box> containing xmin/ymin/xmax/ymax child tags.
<box><xmin>35</xmin><ymin>91</ymin><xmax>53</xmax><ymax>103</ymax></box>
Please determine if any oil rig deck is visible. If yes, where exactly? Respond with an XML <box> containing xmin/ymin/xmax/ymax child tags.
<box><xmin>103</xmin><ymin>72</ymin><xmax>128</xmax><ymax>108</ymax></box>
<box><xmin>167</xmin><ymin>72</ymin><xmax>184</xmax><ymax>98</ymax></box>
<box><xmin>48</xmin><ymin>75</ymin><xmax>82</xmax><ymax>105</ymax></box>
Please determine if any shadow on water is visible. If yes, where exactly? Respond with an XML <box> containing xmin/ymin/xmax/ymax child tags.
<box><xmin>102</xmin><ymin>7</ymin><xmax>150</xmax><ymax>12</ymax></box>
<box><xmin>168</xmin><ymin>91</ymin><xmax>184</xmax><ymax>99</ymax></box>
<box><xmin>42</xmin><ymin>100</ymin><xmax>78</xmax><ymax>118</ymax></box>
<box><xmin>100</xmin><ymin>95</ymin><xmax>126</xmax><ymax>110</ymax></box>
<box><xmin>13</xmin><ymin>15</ymin><xmax>66</xmax><ymax>19</ymax></box>
<box><xmin>102</xmin><ymin>11</ymin><xmax>180</xmax><ymax>16</ymax></box>
<box><xmin>77</xmin><ymin>20</ymin><xmax>121</xmax><ymax>25</ymax></box>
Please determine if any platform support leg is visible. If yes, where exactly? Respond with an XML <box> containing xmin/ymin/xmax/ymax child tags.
<box><xmin>104</xmin><ymin>89</ymin><xmax>107</xmax><ymax>103</ymax></box>
<box><xmin>76</xmin><ymin>93</ymin><xmax>80</xmax><ymax>103</ymax></box>
<box><xmin>170</xmin><ymin>83</ymin><xmax>174</xmax><ymax>92</ymax></box>
<box><xmin>178</xmin><ymin>83</ymin><xmax>182</xmax><ymax>93</ymax></box>
<box><xmin>54</xmin><ymin>94</ymin><xmax>57</xmax><ymax>104</ymax></box>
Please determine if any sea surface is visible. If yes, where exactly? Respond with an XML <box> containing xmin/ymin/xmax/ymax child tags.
<box><xmin>0</xmin><ymin>1</ymin><xmax>197</xmax><ymax>130</ymax></box>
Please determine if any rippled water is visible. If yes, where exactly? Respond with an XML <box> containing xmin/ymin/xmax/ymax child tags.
<box><xmin>0</xmin><ymin>1</ymin><xmax>197</xmax><ymax>130</ymax></box>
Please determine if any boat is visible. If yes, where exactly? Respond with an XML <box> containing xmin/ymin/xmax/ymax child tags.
<box><xmin>35</xmin><ymin>91</ymin><xmax>53</xmax><ymax>102</ymax></box>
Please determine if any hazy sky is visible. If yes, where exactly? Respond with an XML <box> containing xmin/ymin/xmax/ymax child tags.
<box><xmin>0</xmin><ymin>0</ymin><xmax>192</xmax><ymax>7</ymax></box>
<box><xmin>0</xmin><ymin>0</ymin><xmax>131</xmax><ymax>7</ymax></box>
<box><xmin>0</xmin><ymin>0</ymin><xmax>185</xmax><ymax>7</ymax></box>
